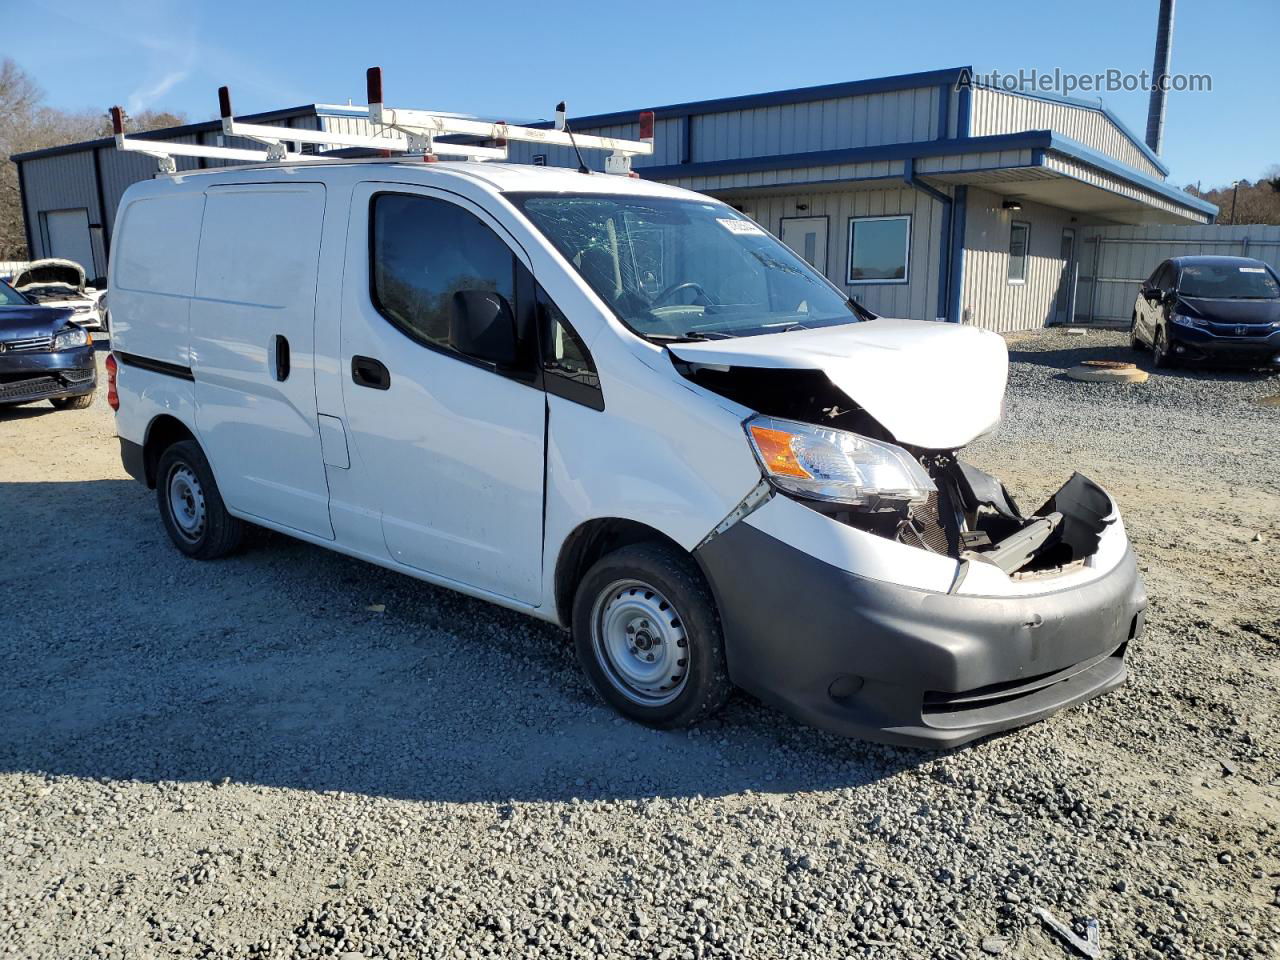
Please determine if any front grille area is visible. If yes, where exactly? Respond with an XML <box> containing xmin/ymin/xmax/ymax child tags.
<box><xmin>1</xmin><ymin>335</ymin><xmax>54</xmax><ymax>353</ymax></box>
<box><xmin>0</xmin><ymin>376</ymin><xmax>60</xmax><ymax>402</ymax></box>
<box><xmin>900</xmin><ymin>492</ymin><xmax>951</xmax><ymax>555</ymax></box>
<box><xmin>1202</xmin><ymin>321</ymin><xmax>1273</xmax><ymax>339</ymax></box>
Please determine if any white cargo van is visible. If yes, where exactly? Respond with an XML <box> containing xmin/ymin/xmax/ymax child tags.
<box><xmin>105</xmin><ymin>101</ymin><xmax>1144</xmax><ymax>747</ymax></box>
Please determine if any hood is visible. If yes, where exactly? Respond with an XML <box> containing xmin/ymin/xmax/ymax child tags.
<box><xmin>668</xmin><ymin>318</ymin><xmax>1008</xmax><ymax>450</ymax></box>
<box><xmin>1176</xmin><ymin>295</ymin><xmax>1280</xmax><ymax>326</ymax></box>
<box><xmin>0</xmin><ymin>305</ymin><xmax>77</xmax><ymax>340</ymax></box>
<box><xmin>12</xmin><ymin>259</ymin><xmax>87</xmax><ymax>296</ymax></box>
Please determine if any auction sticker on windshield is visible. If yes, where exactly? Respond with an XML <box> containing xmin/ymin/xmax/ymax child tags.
<box><xmin>717</xmin><ymin>218</ymin><xmax>766</xmax><ymax>236</ymax></box>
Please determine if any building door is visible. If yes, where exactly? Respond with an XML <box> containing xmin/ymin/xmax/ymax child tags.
<box><xmin>780</xmin><ymin>217</ymin><xmax>829</xmax><ymax>275</ymax></box>
<box><xmin>42</xmin><ymin>208</ymin><xmax>95</xmax><ymax>276</ymax></box>
<box><xmin>1055</xmin><ymin>228</ymin><xmax>1077</xmax><ymax>324</ymax></box>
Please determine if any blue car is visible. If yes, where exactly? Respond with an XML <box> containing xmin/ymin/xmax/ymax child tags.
<box><xmin>0</xmin><ymin>278</ymin><xmax>97</xmax><ymax>409</ymax></box>
<box><xmin>1131</xmin><ymin>256</ymin><xmax>1280</xmax><ymax>369</ymax></box>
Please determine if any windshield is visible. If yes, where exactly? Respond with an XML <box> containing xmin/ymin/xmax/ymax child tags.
<box><xmin>511</xmin><ymin>193</ymin><xmax>860</xmax><ymax>340</ymax></box>
<box><xmin>1178</xmin><ymin>262</ymin><xmax>1280</xmax><ymax>299</ymax></box>
<box><xmin>0</xmin><ymin>280</ymin><xmax>29</xmax><ymax>306</ymax></box>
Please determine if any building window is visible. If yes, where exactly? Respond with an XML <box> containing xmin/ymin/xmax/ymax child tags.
<box><xmin>847</xmin><ymin>215</ymin><xmax>910</xmax><ymax>285</ymax></box>
<box><xmin>1007</xmin><ymin>220</ymin><xmax>1030</xmax><ymax>284</ymax></box>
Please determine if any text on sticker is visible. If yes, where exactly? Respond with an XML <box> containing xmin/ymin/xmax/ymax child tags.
<box><xmin>717</xmin><ymin>218</ymin><xmax>766</xmax><ymax>236</ymax></box>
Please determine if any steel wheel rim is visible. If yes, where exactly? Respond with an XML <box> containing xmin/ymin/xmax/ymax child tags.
<box><xmin>167</xmin><ymin>463</ymin><xmax>206</xmax><ymax>543</ymax></box>
<box><xmin>590</xmin><ymin>579</ymin><xmax>689</xmax><ymax>706</ymax></box>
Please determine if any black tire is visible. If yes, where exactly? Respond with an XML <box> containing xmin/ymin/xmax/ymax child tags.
<box><xmin>51</xmin><ymin>393</ymin><xmax>94</xmax><ymax>410</ymax></box>
<box><xmin>1152</xmin><ymin>326</ymin><xmax>1173</xmax><ymax>369</ymax></box>
<box><xmin>155</xmin><ymin>439</ymin><xmax>244</xmax><ymax>560</ymax></box>
<box><xmin>572</xmin><ymin>540</ymin><xmax>731</xmax><ymax>729</ymax></box>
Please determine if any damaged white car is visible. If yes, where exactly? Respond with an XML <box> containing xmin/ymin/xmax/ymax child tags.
<box><xmin>10</xmin><ymin>259</ymin><xmax>104</xmax><ymax>330</ymax></box>
<box><xmin>108</xmin><ymin>163</ymin><xmax>1145</xmax><ymax>748</ymax></box>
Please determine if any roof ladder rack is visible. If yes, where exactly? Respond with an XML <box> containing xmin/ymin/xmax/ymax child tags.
<box><xmin>110</xmin><ymin>67</ymin><xmax>656</xmax><ymax>174</ymax></box>
<box><xmin>109</xmin><ymin>106</ymin><xmax>316</xmax><ymax>173</ymax></box>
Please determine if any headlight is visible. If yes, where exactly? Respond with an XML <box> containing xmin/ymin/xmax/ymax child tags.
<box><xmin>53</xmin><ymin>327</ymin><xmax>90</xmax><ymax>350</ymax></box>
<box><xmin>1169</xmin><ymin>313</ymin><xmax>1201</xmax><ymax>328</ymax></box>
<box><xmin>744</xmin><ymin>415</ymin><xmax>936</xmax><ymax>508</ymax></box>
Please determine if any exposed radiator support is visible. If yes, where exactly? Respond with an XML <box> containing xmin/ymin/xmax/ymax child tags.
<box><xmin>1144</xmin><ymin>0</ymin><xmax>1176</xmax><ymax>155</ymax></box>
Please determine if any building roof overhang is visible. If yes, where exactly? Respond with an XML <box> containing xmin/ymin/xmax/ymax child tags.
<box><xmin>643</xmin><ymin>131</ymin><xmax>1216</xmax><ymax>225</ymax></box>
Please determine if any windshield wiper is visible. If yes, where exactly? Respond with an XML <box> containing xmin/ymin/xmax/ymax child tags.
<box><xmin>645</xmin><ymin>330</ymin><xmax>735</xmax><ymax>343</ymax></box>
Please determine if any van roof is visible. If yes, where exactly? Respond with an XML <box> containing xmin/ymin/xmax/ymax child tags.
<box><xmin>136</xmin><ymin>159</ymin><xmax>697</xmax><ymax>201</ymax></box>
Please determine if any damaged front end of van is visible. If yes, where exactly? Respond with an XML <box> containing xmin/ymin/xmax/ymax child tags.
<box><xmin>671</xmin><ymin>319</ymin><xmax>1146</xmax><ymax>748</ymax></box>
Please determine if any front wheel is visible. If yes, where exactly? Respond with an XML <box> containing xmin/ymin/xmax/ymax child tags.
<box><xmin>51</xmin><ymin>393</ymin><xmax>94</xmax><ymax>410</ymax></box>
<box><xmin>155</xmin><ymin>439</ymin><xmax>244</xmax><ymax>559</ymax></box>
<box><xmin>1152</xmin><ymin>327</ymin><xmax>1173</xmax><ymax>368</ymax></box>
<box><xmin>572</xmin><ymin>541</ymin><xmax>731</xmax><ymax>729</ymax></box>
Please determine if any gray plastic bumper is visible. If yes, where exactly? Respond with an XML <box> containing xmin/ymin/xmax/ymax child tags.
<box><xmin>695</xmin><ymin>520</ymin><xmax>1146</xmax><ymax>748</ymax></box>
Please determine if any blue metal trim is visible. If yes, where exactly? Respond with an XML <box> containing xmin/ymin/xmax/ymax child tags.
<box><xmin>936</xmin><ymin>84</ymin><xmax>950</xmax><ymax>141</ymax></box>
<box><xmin>947</xmin><ymin>186</ymin><xmax>968</xmax><ymax>323</ymax></box>
<box><xmin>642</xmin><ymin>132</ymin><xmax>1049</xmax><ymax>180</ymax></box>
<box><xmin>969</xmin><ymin>82</ymin><xmax>1169</xmax><ymax>176</ymax></box>
<box><xmin>956</xmin><ymin>85</ymin><xmax>972</xmax><ymax>138</ymax></box>
<box><xmin>523</xmin><ymin>68</ymin><xmax>973</xmax><ymax>131</ymax></box>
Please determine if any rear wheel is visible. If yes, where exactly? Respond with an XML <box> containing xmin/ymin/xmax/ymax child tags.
<box><xmin>51</xmin><ymin>393</ymin><xmax>94</xmax><ymax>410</ymax></box>
<box><xmin>572</xmin><ymin>541</ymin><xmax>730</xmax><ymax>729</ymax></box>
<box><xmin>155</xmin><ymin>440</ymin><xmax>244</xmax><ymax>559</ymax></box>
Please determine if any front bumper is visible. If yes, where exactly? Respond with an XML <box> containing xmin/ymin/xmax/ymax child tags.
<box><xmin>696</xmin><ymin>514</ymin><xmax>1146</xmax><ymax>748</ymax></box>
<box><xmin>1167</xmin><ymin>324</ymin><xmax>1280</xmax><ymax>365</ymax></box>
<box><xmin>0</xmin><ymin>345</ymin><xmax>97</xmax><ymax>404</ymax></box>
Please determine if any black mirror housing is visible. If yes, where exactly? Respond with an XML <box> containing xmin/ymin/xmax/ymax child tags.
<box><xmin>449</xmin><ymin>289</ymin><xmax>518</xmax><ymax>366</ymax></box>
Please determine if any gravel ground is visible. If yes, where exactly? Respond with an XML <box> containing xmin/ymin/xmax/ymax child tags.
<box><xmin>1</xmin><ymin>330</ymin><xmax>1278</xmax><ymax>959</ymax></box>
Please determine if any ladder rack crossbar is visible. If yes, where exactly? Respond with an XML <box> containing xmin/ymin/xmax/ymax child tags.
<box><xmin>222</xmin><ymin>118</ymin><xmax>507</xmax><ymax>160</ymax></box>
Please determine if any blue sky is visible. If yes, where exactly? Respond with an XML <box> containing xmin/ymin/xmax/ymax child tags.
<box><xmin>9</xmin><ymin>0</ymin><xmax>1275</xmax><ymax>189</ymax></box>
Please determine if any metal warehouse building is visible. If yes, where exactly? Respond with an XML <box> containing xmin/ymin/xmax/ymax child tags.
<box><xmin>12</xmin><ymin>66</ymin><xmax>1217</xmax><ymax>332</ymax></box>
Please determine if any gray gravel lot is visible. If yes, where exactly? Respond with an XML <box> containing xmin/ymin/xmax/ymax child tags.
<box><xmin>1</xmin><ymin>330</ymin><xmax>1278</xmax><ymax>959</ymax></box>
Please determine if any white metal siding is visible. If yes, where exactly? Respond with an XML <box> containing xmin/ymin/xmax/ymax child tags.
<box><xmin>959</xmin><ymin>187</ymin><xmax>1074</xmax><ymax>332</ymax></box>
<box><xmin>969</xmin><ymin>88</ymin><xmax>1164</xmax><ymax>179</ymax></box>
<box><xmin>1077</xmin><ymin>224</ymin><xmax>1280</xmax><ymax>323</ymax></box>
<box><xmin>690</xmin><ymin>87</ymin><xmax>942</xmax><ymax>161</ymax></box>
<box><xmin>718</xmin><ymin>185</ymin><xmax>947</xmax><ymax>321</ymax></box>
<box><xmin>665</xmin><ymin>160</ymin><xmax>904</xmax><ymax>194</ymax></box>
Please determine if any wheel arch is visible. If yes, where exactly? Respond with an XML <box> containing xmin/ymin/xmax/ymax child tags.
<box><xmin>553</xmin><ymin>517</ymin><xmax>692</xmax><ymax>629</ymax></box>
<box><xmin>142</xmin><ymin>414</ymin><xmax>198</xmax><ymax>488</ymax></box>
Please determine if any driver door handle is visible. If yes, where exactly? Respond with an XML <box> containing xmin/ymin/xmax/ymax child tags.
<box><xmin>351</xmin><ymin>355</ymin><xmax>390</xmax><ymax>390</ymax></box>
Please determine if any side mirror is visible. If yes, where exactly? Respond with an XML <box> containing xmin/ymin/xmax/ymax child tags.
<box><xmin>1142</xmin><ymin>287</ymin><xmax>1161</xmax><ymax>303</ymax></box>
<box><xmin>449</xmin><ymin>289</ymin><xmax>517</xmax><ymax>366</ymax></box>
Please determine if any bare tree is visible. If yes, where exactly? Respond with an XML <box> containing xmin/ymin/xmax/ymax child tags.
<box><xmin>0</xmin><ymin>58</ymin><xmax>186</xmax><ymax>259</ymax></box>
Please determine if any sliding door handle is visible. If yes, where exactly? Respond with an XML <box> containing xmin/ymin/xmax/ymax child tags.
<box><xmin>351</xmin><ymin>355</ymin><xmax>391</xmax><ymax>390</ymax></box>
<box><xmin>273</xmin><ymin>335</ymin><xmax>290</xmax><ymax>381</ymax></box>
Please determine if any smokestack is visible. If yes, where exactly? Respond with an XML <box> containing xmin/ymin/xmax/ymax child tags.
<box><xmin>1144</xmin><ymin>0</ymin><xmax>1176</xmax><ymax>154</ymax></box>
